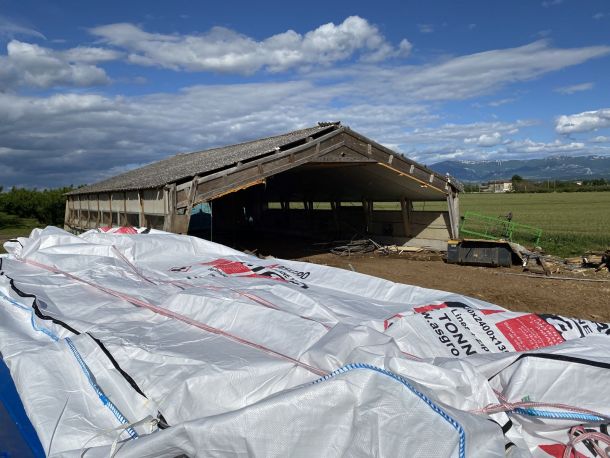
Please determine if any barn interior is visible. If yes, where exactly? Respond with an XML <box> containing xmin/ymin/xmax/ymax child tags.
<box><xmin>188</xmin><ymin>161</ymin><xmax>454</xmax><ymax>256</ymax></box>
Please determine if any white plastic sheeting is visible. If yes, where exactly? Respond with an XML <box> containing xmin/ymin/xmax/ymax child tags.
<box><xmin>1</xmin><ymin>226</ymin><xmax>609</xmax><ymax>457</ymax></box>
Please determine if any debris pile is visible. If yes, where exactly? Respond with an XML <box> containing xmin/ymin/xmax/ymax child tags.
<box><xmin>525</xmin><ymin>250</ymin><xmax>610</xmax><ymax>276</ymax></box>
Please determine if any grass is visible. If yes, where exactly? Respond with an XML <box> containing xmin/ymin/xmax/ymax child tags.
<box><xmin>0</xmin><ymin>212</ymin><xmax>39</xmax><ymax>254</ymax></box>
<box><xmin>416</xmin><ymin>192</ymin><xmax>610</xmax><ymax>257</ymax></box>
<box><xmin>2</xmin><ymin>192</ymin><xmax>609</xmax><ymax>257</ymax></box>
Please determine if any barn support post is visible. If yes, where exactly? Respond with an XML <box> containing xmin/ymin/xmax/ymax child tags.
<box><xmin>163</xmin><ymin>183</ymin><xmax>176</xmax><ymax>232</ymax></box>
<box><xmin>63</xmin><ymin>199</ymin><xmax>70</xmax><ymax>230</ymax></box>
<box><xmin>108</xmin><ymin>193</ymin><xmax>113</xmax><ymax>227</ymax></box>
<box><xmin>171</xmin><ymin>175</ymin><xmax>199</xmax><ymax>234</ymax></box>
<box><xmin>446</xmin><ymin>190</ymin><xmax>460</xmax><ymax>239</ymax></box>
<box><xmin>77</xmin><ymin>195</ymin><xmax>82</xmax><ymax>228</ymax></box>
<box><xmin>162</xmin><ymin>187</ymin><xmax>169</xmax><ymax>231</ymax></box>
<box><xmin>86</xmin><ymin>194</ymin><xmax>91</xmax><ymax>228</ymax></box>
<box><xmin>96</xmin><ymin>194</ymin><xmax>101</xmax><ymax>228</ymax></box>
<box><xmin>331</xmin><ymin>201</ymin><xmax>341</xmax><ymax>234</ymax></box>
<box><xmin>123</xmin><ymin>192</ymin><xmax>128</xmax><ymax>226</ymax></box>
<box><xmin>163</xmin><ymin>184</ymin><xmax>177</xmax><ymax>232</ymax></box>
<box><xmin>362</xmin><ymin>199</ymin><xmax>372</xmax><ymax>234</ymax></box>
<box><xmin>400</xmin><ymin>197</ymin><xmax>413</xmax><ymax>237</ymax></box>
<box><xmin>69</xmin><ymin>197</ymin><xmax>75</xmax><ymax>227</ymax></box>
<box><xmin>138</xmin><ymin>190</ymin><xmax>145</xmax><ymax>227</ymax></box>
<box><xmin>281</xmin><ymin>200</ymin><xmax>290</xmax><ymax>227</ymax></box>
<box><xmin>306</xmin><ymin>200</ymin><xmax>314</xmax><ymax>231</ymax></box>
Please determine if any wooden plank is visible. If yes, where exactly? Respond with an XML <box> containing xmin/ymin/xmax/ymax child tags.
<box><xmin>376</xmin><ymin>163</ymin><xmax>447</xmax><ymax>195</ymax></box>
<box><xmin>186</xmin><ymin>175</ymin><xmax>200</xmax><ymax>214</ymax></box>
<box><xmin>192</xmin><ymin>128</ymin><xmax>344</xmax><ymax>188</ymax></box>
<box><xmin>310</xmin><ymin>143</ymin><xmax>377</xmax><ymax>164</ymax></box>
<box><xmin>196</xmin><ymin>179</ymin><xmax>265</xmax><ymax>203</ymax></box>
<box><xmin>344</xmin><ymin>128</ymin><xmax>461</xmax><ymax>191</ymax></box>
<box><xmin>343</xmin><ymin>131</ymin><xmax>452</xmax><ymax>195</ymax></box>
<box><xmin>446</xmin><ymin>190</ymin><xmax>460</xmax><ymax>239</ymax></box>
<box><xmin>188</xmin><ymin>141</ymin><xmax>345</xmax><ymax>206</ymax></box>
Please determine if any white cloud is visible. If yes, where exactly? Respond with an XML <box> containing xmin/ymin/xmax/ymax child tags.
<box><xmin>509</xmin><ymin>138</ymin><xmax>585</xmax><ymax>154</ymax></box>
<box><xmin>593</xmin><ymin>12</ymin><xmax>606</xmax><ymax>20</ymax></box>
<box><xmin>542</xmin><ymin>0</ymin><xmax>563</xmax><ymax>7</ymax></box>
<box><xmin>322</xmin><ymin>40</ymin><xmax>610</xmax><ymax>102</ymax></box>
<box><xmin>590</xmin><ymin>135</ymin><xmax>610</xmax><ymax>143</ymax></box>
<box><xmin>402</xmin><ymin>120</ymin><xmax>533</xmax><ymax>147</ymax></box>
<box><xmin>464</xmin><ymin>132</ymin><xmax>503</xmax><ymax>147</ymax></box>
<box><xmin>90</xmin><ymin>21</ymin><xmax>609</xmax><ymax>102</ymax></box>
<box><xmin>0</xmin><ymin>15</ymin><xmax>45</xmax><ymax>39</ymax></box>
<box><xmin>554</xmin><ymin>82</ymin><xmax>594</xmax><ymax>94</ymax></box>
<box><xmin>0</xmin><ymin>40</ymin><xmax>120</xmax><ymax>90</ymax></box>
<box><xmin>418</xmin><ymin>24</ymin><xmax>435</xmax><ymax>33</ymax></box>
<box><xmin>394</xmin><ymin>119</ymin><xmax>604</xmax><ymax>163</ymax></box>
<box><xmin>411</xmin><ymin>137</ymin><xmax>598</xmax><ymax>164</ymax></box>
<box><xmin>488</xmin><ymin>98</ymin><xmax>516</xmax><ymax>107</ymax></box>
<box><xmin>90</xmin><ymin>17</ymin><xmax>410</xmax><ymax>74</ymax></box>
<box><xmin>556</xmin><ymin>108</ymin><xmax>610</xmax><ymax>134</ymax></box>
<box><xmin>63</xmin><ymin>46</ymin><xmax>122</xmax><ymax>63</ymax></box>
<box><xmin>2</xmin><ymin>26</ymin><xmax>610</xmax><ymax>187</ymax></box>
<box><xmin>0</xmin><ymin>81</ymin><xmax>435</xmax><ymax>187</ymax></box>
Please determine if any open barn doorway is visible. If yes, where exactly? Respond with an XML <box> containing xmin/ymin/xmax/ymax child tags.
<box><xmin>187</xmin><ymin>183</ymin><xmax>335</xmax><ymax>258</ymax></box>
<box><xmin>187</xmin><ymin>161</ymin><xmax>453</xmax><ymax>258</ymax></box>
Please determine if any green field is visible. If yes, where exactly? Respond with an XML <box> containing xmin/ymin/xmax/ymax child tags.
<box><xmin>418</xmin><ymin>192</ymin><xmax>610</xmax><ymax>257</ymax></box>
<box><xmin>0</xmin><ymin>212</ymin><xmax>39</xmax><ymax>254</ymax></box>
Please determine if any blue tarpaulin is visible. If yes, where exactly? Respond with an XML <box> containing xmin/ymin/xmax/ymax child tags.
<box><xmin>0</xmin><ymin>357</ymin><xmax>44</xmax><ymax>457</ymax></box>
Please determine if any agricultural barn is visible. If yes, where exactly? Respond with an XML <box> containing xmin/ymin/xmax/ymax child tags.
<box><xmin>65</xmin><ymin>122</ymin><xmax>462</xmax><ymax>251</ymax></box>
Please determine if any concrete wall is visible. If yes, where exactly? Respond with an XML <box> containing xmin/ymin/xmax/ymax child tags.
<box><xmin>66</xmin><ymin>193</ymin><xmax>452</xmax><ymax>248</ymax></box>
<box><xmin>65</xmin><ymin>189</ymin><xmax>167</xmax><ymax>230</ymax></box>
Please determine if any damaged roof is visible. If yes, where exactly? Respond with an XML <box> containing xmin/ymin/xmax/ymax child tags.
<box><xmin>68</xmin><ymin>122</ymin><xmax>461</xmax><ymax>196</ymax></box>
<box><xmin>68</xmin><ymin>123</ymin><xmax>338</xmax><ymax>195</ymax></box>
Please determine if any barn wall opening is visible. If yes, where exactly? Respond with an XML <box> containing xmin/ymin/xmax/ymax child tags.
<box><xmin>186</xmin><ymin>162</ymin><xmax>452</xmax><ymax>257</ymax></box>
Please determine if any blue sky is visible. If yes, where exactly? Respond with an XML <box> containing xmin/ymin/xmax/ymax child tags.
<box><xmin>1</xmin><ymin>0</ymin><xmax>609</xmax><ymax>188</ymax></box>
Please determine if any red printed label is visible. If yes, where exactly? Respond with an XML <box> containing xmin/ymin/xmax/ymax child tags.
<box><xmin>413</xmin><ymin>303</ymin><xmax>448</xmax><ymax>314</ymax></box>
<box><xmin>497</xmin><ymin>314</ymin><xmax>564</xmax><ymax>351</ymax></box>
<box><xmin>539</xmin><ymin>443</ymin><xmax>587</xmax><ymax>458</ymax></box>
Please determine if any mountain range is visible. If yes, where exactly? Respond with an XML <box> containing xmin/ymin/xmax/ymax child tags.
<box><xmin>431</xmin><ymin>155</ymin><xmax>610</xmax><ymax>182</ymax></box>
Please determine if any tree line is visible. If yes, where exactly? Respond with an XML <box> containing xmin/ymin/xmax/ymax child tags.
<box><xmin>0</xmin><ymin>186</ymin><xmax>73</xmax><ymax>226</ymax></box>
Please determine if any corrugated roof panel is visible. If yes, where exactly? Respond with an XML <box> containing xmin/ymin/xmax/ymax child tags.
<box><xmin>69</xmin><ymin>124</ymin><xmax>335</xmax><ymax>195</ymax></box>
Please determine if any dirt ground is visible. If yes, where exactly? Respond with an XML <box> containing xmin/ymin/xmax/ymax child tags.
<box><xmin>3</xmin><ymin>233</ymin><xmax>608</xmax><ymax>321</ymax></box>
<box><xmin>298</xmin><ymin>252</ymin><xmax>610</xmax><ymax>322</ymax></box>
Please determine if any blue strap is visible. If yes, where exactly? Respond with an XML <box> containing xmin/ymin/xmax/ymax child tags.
<box><xmin>313</xmin><ymin>362</ymin><xmax>466</xmax><ymax>458</ymax></box>
<box><xmin>514</xmin><ymin>407</ymin><xmax>606</xmax><ymax>422</ymax></box>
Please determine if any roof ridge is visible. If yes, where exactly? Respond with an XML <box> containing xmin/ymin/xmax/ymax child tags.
<box><xmin>178</xmin><ymin>124</ymin><xmax>330</xmax><ymax>158</ymax></box>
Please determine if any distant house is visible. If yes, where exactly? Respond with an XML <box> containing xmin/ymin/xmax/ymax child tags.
<box><xmin>480</xmin><ymin>180</ymin><xmax>513</xmax><ymax>193</ymax></box>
